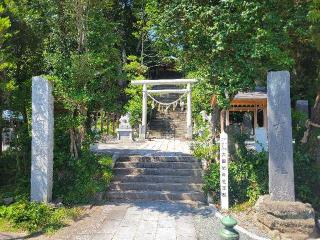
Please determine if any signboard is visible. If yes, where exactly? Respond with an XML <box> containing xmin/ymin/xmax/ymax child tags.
<box><xmin>220</xmin><ymin>132</ymin><xmax>229</xmax><ymax>210</ymax></box>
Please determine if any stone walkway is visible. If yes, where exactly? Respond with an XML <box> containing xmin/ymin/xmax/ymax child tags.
<box><xmin>91</xmin><ymin>139</ymin><xmax>191</xmax><ymax>156</ymax></box>
<box><xmin>31</xmin><ymin>201</ymin><xmax>254</xmax><ymax>240</ymax></box>
<box><xmin>0</xmin><ymin>139</ymin><xmax>263</xmax><ymax>240</ymax></box>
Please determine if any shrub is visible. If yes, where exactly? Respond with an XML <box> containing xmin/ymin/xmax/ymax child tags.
<box><xmin>203</xmin><ymin>147</ymin><xmax>268</xmax><ymax>206</ymax></box>
<box><xmin>203</xmin><ymin>127</ymin><xmax>320</xmax><ymax>210</ymax></box>
<box><xmin>294</xmin><ymin>147</ymin><xmax>320</xmax><ymax>210</ymax></box>
<box><xmin>0</xmin><ymin>200</ymin><xmax>81</xmax><ymax>233</ymax></box>
<box><xmin>53</xmin><ymin>152</ymin><xmax>113</xmax><ymax>204</ymax></box>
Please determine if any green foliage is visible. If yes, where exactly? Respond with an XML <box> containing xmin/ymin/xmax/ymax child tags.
<box><xmin>193</xmin><ymin>144</ymin><xmax>219</xmax><ymax>164</ymax></box>
<box><xmin>309</xmin><ymin>0</ymin><xmax>320</xmax><ymax>50</ymax></box>
<box><xmin>0</xmin><ymin>200</ymin><xmax>81</xmax><ymax>233</ymax></box>
<box><xmin>203</xmin><ymin>144</ymin><xmax>268</xmax><ymax>206</ymax></box>
<box><xmin>192</xmin><ymin>115</ymin><xmax>219</xmax><ymax>162</ymax></box>
<box><xmin>294</xmin><ymin>148</ymin><xmax>320</xmax><ymax>210</ymax></box>
<box><xmin>149</xmin><ymin>0</ymin><xmax>316</xmax><ymax>107</ymax></box>
<box><xmin>191</xmin><ymin>78</ymin><xmax>215</xmax><ymax>115</ymax></box>
<box><xmin>53</xmin><ymin>152</ymin><xmax>113</xmax><ymax>204</ymax></box>
<box><xmin>292</xmin><ymin>109</ymin><xmax>320</xmax><ymax>210</ymax></box>
<box><xmin>203</xmin><ymin>121</ymin><xmax>320</xmax><ymax>210</ymax></box>
<box><xmin>124</xmin><ymin>55</ymin><xmax>149</xmax><ymax>126</ymax></box>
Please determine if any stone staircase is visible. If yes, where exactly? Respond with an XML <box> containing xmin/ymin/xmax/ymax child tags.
<box><xmin>148</xmin><ymin>111</ymin><xmax>187</xmax><ymax>139</ymax></box>
<box><xmin>148</xmin><ymin>86</ymin><xmax>187</xmax><ymax>139</ymax></box>
<box><xmin>106</xmin><ymin>155</ymin><xmax>205</xmax><ymax>202</ymax></box>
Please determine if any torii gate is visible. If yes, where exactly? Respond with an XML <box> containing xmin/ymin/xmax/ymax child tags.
<box><xmin>132</xmin><ymin>79</ymin><xmax>197</xmax><ymax>139</ymax></box>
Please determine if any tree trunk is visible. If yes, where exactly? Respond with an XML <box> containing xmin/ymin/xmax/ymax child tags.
<box><xmin>112</xmin><ymin>114</ymin><xmax>116</xmax><ymax>134</ymax></box>
<box><xmin>302</xmin><ymin>92</ymin><xmax>320</xmax><ymax>163</ymax></box>
<box><xmin>95</xmin><ymin>111</ymin><xmax>98</xmax><ymax>131</ymax></box>
<box><xmin>0</xmin><ymin>125</ymin><xmax>3</xmax><ymax>157</ymax></box>
<box><xmin>100</xmin><ymin>111</ymin><xmax>104</xmax><ymax>133</ymax></box>
<box><xmin>309</xmin><ymin>93</ymin><xmax>320</xmax><ymax>163</ymax></box>
<box><xmin>70</xmin><ymin>128</ymin><xmax>79</xmax><ymax>159</ymax></box>
<box><xmin>106</xmin><ymin>112</ymin><xmax>109</xmax><ymax>135</ymax></box>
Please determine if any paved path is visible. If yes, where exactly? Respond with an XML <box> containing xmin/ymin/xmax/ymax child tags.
<box><xmin>30</xmin><ymin>201</ymin><xmax>255</xmax><ymax>240</ymax></box>
<box><xmin>91</xmin><ymin>139</ymin><xmax>191</xmax><ymax>156</ymax></box>
<box><xmin>0</xmin><ymin>139</ymin><xmax>262</xmax><ymax>240</ymax></box>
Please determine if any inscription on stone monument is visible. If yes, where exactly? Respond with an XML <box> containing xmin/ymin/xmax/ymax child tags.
<box><xmin>267</xmin><ymin>71</ymin><xmax>295</xmax><ymax>201</ymax></box>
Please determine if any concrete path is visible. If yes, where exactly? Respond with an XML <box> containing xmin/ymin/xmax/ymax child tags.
<box><xmin>90</xmin><ymin>201</ymin><xmax>197</xmax><ymax>240</ymax></box>
<box><xmin>31</xmin><ymin>201</ymin><xmax>256</xmax><ymax>240</ymax></box>
<box><xmin>91</xmin><ymin>139</ymin><xmax>191</xmax><ymax>156</ymax></box>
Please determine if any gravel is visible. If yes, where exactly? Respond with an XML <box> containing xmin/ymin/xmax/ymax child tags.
<box><xmin>192</xmin><ymin>205</ymin><xmax>269</xmax><ymax>240</ymax></box>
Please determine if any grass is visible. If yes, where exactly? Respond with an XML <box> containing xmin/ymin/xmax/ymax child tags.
<box><xmin>0</xmin><ymin>218</ymin><xmax>21</xmax><ymax>233</ymax></box>
<box><xmin>230</xmin><ymin>201</ymin><xmax>255</xmax><ymax>212</ymax></box>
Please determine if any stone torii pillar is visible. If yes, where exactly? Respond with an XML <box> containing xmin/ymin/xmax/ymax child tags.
<box><xmin>132</xmin><ymin>79</ymin><xmax>197</xmax><ymax>140</ymax></box>
<box><xmin>186</xmin><ymin>83</ymin><xmax>193</xmax><ymax>139</ymax></box>
<box><xmin>141</xmin><ymin>84</ymin><xmax>148</xmax><ymax>139</ymax></box>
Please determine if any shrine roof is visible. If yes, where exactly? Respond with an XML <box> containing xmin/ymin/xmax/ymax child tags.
<box><xmin>211</xmin><ymin>91</ymin><xmax>268</xmax><ymax>109</ymax></box>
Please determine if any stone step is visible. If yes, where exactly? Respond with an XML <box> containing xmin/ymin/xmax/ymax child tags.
<box><xmin>109</xmin><ymin>182</ymin><xmax>203</xmax><ymax>192</ymax></box>
<box><xmin>151</xmin><ymin>120</ymin><xmax>185</xmax><ymax>123</ymax></box>
<box><xmin>149</xmin><ymin>124</ymin><xmax>186</xmax><ymax>129</ymax></box>
<box><xmin>148</xmin><ymin>134</ymin><xmax>186</xmax><ymax>139</ymax></box>
<box><xmin>117</xmin><ymin>156</ymin><xmax>197</xmax><ymax>163</ymax></box>
<box><xmin>114</xmin><ymin>167</ymin><xmax>202</xmax><ymax>176</ymax></box>
<box><xmin>115</xmin><ymin>161</ymin><xmax>201</xmax><ymax>169</ymax></box>
<box><xmin>113</xmin><ymin>174</ymin><xmax>202</xmax><ymax>183</ymax></box>
<box><xmin>148</xmin><ymin>130</ymin><xmax>186</xmax><ymax>134</ymax></box>
<box><xmin>148</xmin><ymin>132</ymin><xmax>186</xmax><ymax>137</ymax></box>
<box><xmin>106</xmin><ymin>190</ymin><xmax>205</xmax><ymax>202</ymax></box>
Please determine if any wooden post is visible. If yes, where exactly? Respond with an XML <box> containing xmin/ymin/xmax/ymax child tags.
<box><xmin>100</xmin><ymin>111</ymin><xmax>104</xmax><ymax>133</ymax></box>
<box><xmin>254</xmin><ymin>106</ymin><xmax>258</xmax><ymax>133</ymax></box>
<box><xmin>220</xmin><ymin>110</ymin><xmax>226</xmax><ymax>133</ymax></box>
<box><xmin>226</xmin><ymin>110</ymin><xmax>230</xmax><ymax>126</ymax></box>
<box><xmin>112</xmin><ymin>113</ymin><xmax>116</xmax><ymax>134</ymax></box>
<box><xmin>95</xmin><ymin>111</ymin><xmax>98</xmax><ymax>131</ymax></box>
<box><xmin>263</xmin><ymin>107</ymin><xmax>268</xmax><ymax>128</ymax></box>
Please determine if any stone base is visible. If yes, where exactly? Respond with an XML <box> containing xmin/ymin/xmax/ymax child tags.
<box><xmin>254</xmin><ymin>195</ymin><xmax>316</xmax><ymax>240</ymax></box>
<box><xmin>116</xmin><ymin>129</ymin><xmax>133</xmax><ymax>142</ymax></box>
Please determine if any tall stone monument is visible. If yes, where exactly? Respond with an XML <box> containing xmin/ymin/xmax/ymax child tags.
<box><xmin>255</xmin><ymin>71</ymin><xmax>315</xmax><ymax>240</ymax></box>
<box><xmin>254</xmin><ymin>71</ymin><xmax>316</xmax><ymax>239</ymax></box>
<box><xmin>267</xmin><ymin>71</ymin><xmax>295</xmax><ymax>201</ymax></box>
<box><xmin>31</xmin><ymin>76</ymin><xmax>54</xmax><ymax>203</ymax></box>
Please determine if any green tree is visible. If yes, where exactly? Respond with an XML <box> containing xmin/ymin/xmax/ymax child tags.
<box><xmin>149</xmin><ymin>0</ymin><xmax>315</xmax><ymax>108</ymax></box>
<box><xmin>0</xmin><ymin>0</ymin><xmax>13</xmax><ymax>157</ymax></box>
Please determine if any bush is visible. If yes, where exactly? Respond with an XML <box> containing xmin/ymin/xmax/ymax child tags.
<box><xmin>0</xmin><ymin>200</ymin><xmax>81</xmax><ymax>233</ymax></box>
<box><xmin>294</xmin><ymin>148</ymin><xmax>320</xmax><ymax>210</ymax></box>
<box><xmin>203</xmin><ymin>147</ymin><xmax>268</xmax><ymax>206</ymax></box>
<box><xmin>203</xmin><ymin>124</ymin><xmax>320</xmax><ymax>210</ymax></box>
<box><xmin>53</xmin><ymin>152</ymin><xmax>113</xmax><ymax>204</ymax></box>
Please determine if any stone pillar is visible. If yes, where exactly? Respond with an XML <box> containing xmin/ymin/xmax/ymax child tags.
<box><xmin>186</xmin><ymin>83</ymin><xmax>192</xmax><ymax>139</ymax></box>
<box><xmin>31</xmin><ymin>76</ymin><xmax>54</xmax><ymax>203</ymax></box>
<box><xmin>141</xmin><ymin>84</ymin><xmax>147</xmax><ymax>139</ymax></box>
<box><xmin>267</xmin><ymin>71</ymin><xmax>295</xmax><ymax>201</ymax></box>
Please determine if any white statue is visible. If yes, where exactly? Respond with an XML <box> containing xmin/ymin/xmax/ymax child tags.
<box><xmin>119</xmin><ymin>113</ymin><xmax>132</xmax><ymax>129</ymax></box>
